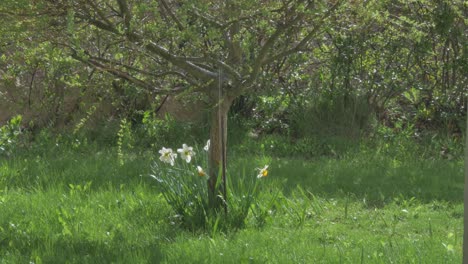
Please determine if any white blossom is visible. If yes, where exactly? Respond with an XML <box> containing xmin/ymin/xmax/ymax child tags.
<box><xmin>159</xmin><ymin>147</ymin><xmax>177</xmax><ymax>166</ymax></box>
<box><xmin>257</xmin><ymin>165</ymin><xmax>269</xmax><ymax>178</ymax></box>
<box><xmin>197</xmin><ymin>166</ymin><xmax>207</xmax><ymax>178</ymax></box>
<box><xmin>203</xmin><ymin>139</ymin><xmax>210</xmax><ymax>151</ymax></box>
<box><xmin>177</xmin><ymin>144</ymin><xmax>195</xmax><ymax>163</ymax></box>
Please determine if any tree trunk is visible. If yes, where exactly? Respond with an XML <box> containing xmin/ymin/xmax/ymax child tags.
<box><xmin>207</xmin><ymin>95</ymin><xmax>233</xmax><ymax>209</ymax></box>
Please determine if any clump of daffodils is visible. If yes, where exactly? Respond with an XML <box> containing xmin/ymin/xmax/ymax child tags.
<box><xmin>152</xmin><ymin>140</ymin><xmax>273</xmax><ymax>232</ymax></box>
<box><xmin>158</xmin><ymin>142</ymin><xmax>269</xmax><ymax>181</ymax></box>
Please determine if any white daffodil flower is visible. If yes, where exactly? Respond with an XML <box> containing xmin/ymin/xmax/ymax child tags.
<box><xmin>159</xmin><ymin>147</ymin><xmax>177</xmax><ymax>166</ymax></box>
<box><xmin>257</xmin><ymin>165</ymin><xmax>269</xmax><ymax>178</ymax></box>
<box><xmin>197</xmin><ymin>166</ymin><xmax>207</xmax><ymax>178</ymax></box>
<box><xmin>177</xmin><ymin>144</ymin><xmax>195</xmax><ymax>163</ymax></box>
<box><xmin>203</xmin><ymin>139</ymin><xmax>210</xmax><ymax>151</ymax></box>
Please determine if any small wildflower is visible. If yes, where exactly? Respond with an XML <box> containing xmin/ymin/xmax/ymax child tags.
<box><xmin>197</xmin><ymin>166</ymin><xmax>206</xmax><ymax>177</ymax></box>
<box><xmin>177</xmin><ymin>144</ymin><xmax>195</xmax><ymax>163</ymax></box>
<box><xmin>203</xmin><ymin>139</ymin><xmax>210</xmax><ymax>151</ymax></box>
<box><xmin>159</xmin><ymin>147</ymin><xmax>177</xmax><ymax>166</ymax></box>
<box><xmin>257</xmin><ymin>165</ymin><xmax>269</xmax><ymax>178</ymax></box>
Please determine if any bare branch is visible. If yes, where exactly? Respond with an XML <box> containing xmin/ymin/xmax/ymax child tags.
<box><xmin>85</xmin><ymin>0</ymin><xmax>114</xmax><ymax>28</ymax></box>
<box><xmin>159</xmin><ymin>0</ymin><xmax>185</xmax><ymax>30</ymax></box>
<box><xmin>188</xmin><ymin>8</ymin><xmax>236</xmax><ymax>58</ymax></box>
<box><xmin>75</xmin><ymin>55</ymin><xmax>152</xmax><ymax>90</ymax></box>
<box><xmin>77</xmin><ymin>51</ymin><xmax>199</xmax><ymax>86</ymax></box>
<box><xmin>71</xmin><ymin>51</ymin><xmax>185</xmax><ymax>94</ymax></box>
<box><xmin>247</xmin><ymin>2</ymin><xmax>311</xmax><ymax>85</ymax></box>
<box><xmin>177</xmin><ymin>56</ymin><xmax>241</xmax><ymax>80</ymax></box>
<box><xmin>213</xmin><ymin>59</ymin><xmax>241</xmax><ymax>80</ymax></box>
<box><xmin>189</xmin><ymin>9</ymin><xmax>224</xmax><ymax>28</ymax></box>
<box><xmin>142</xmin><ymin>38</ymin><xmax>217</xmax><ymax>80</ymax></box>
<box><xmin>265</xmin><ymin>0</ymin><xmax>343</xmax><ymax>64</ymax></box>
<box><xmin>73</xmin><ymin>12</ymin><xmax>217</xmax><ymax>81</ymax></box>
<box><xmin>249</xmin><ymin>24</ymin><xmax>288</xmax><ymax>80</ymax></box>
<box><xmin>76</xmin><ymin>13</ymin><xmax>119</xmax><ymax>34</ymax></box>
<box><xmin>106</xmin><ymin>2</ymin><xmax>120</xmax><ymax>16</ymax></box>
<box><xmin>116</xmin><ymin>0</ymin><xmax>132</xmax><ymax>31</ymax></box>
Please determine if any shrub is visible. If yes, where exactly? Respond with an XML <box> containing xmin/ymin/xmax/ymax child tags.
<box><xmin>0</xmin><ymin>115</ymin><xmax>23</xmax><ymax>157</ymax></box>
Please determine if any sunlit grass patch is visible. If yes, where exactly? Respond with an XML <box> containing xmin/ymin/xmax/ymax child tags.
<box><xmin>162</xmin><ymin>198</ymin><xmax>462</xmax><ymax>263</ymax></box>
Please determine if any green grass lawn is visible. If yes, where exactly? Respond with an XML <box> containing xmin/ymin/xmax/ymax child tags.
<box><xmin>0</xmin><ymin>141</ymin><xmax>463</xmax><ymax>263</ymax></box>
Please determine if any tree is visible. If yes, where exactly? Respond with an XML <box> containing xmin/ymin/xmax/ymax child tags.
<box><xmin>2</xmin><ymin>0</ymin><xmax>342</xmax><ymax>207</ymax></box>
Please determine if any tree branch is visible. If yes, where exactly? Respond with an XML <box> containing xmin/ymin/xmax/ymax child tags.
<box><xmin>76</xmin><ymin>13</ymin><xmax>119</xmax><ymax>34</ymax></box>
<box><xmin>247</xmin><ymin>2</ymin><xmax>311</xmax><ymax>85</ymax></box>
<box><xmin>189</xmin><ymin>9</ymin><xmax>224</xmax><ymax>29</ymax></box>
<box><xmin>177</xmin><ymin>56</ymin><xmax>241</xmax><ymax>80</ymax></box>
<box><xmin>159</xmin><ymin>0</ymin><xmax>185</xmax><ymax>30</ymax></box>
<box><xmin>74</xmin><ymin>11</ymin><xmax>217</xmax><ymax>81</ymax></box>
<box><xmin>143</xmin><ymin>39</ymin><xmax>217</xmax><ymax>80</ymax></box>
<box><xmin>71</xmin><ymin>51</ymin><xmax>184</xmax><ymax>94</ymax></box>
<box><xmin>91</xmin><ymin>55</ymin><xmax>194</xmax><ymax>83</ymax></box>
<box><xmin>85</xmin><ymin>0</ymin><xmax>114</xmax><ymax>29</ymax></box>
<box><xmin>265</xmin><ymin>0</ymin><xmax>342</xmax><ymax>64</ymax></box>
<box><xmin>116</xmin><ymin>0</ymin><xmax>132</xmax><ymax>31</ymax></box>
<box><xmin>72</xmin><ymin>46</ymin><xmax>199</xmax><ymax>86</ymax></box>
<box><xmin>188</xmin><ymin>8</ymin><xmax>235</xmax><ymax>59</ymax></box>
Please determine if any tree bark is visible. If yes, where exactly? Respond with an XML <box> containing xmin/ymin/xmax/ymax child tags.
<box><xmin>207</xmin><ymin>94</ymin><xmax>233</xmax><ymax>209</ymax></box>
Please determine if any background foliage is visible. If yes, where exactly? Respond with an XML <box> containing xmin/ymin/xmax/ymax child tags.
<box><xmin>0</xmin><ymin>0</ymin><xmax>465</xmax><ymax>142</ymax></box>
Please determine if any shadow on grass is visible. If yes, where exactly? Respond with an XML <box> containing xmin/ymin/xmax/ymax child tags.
<box><xmin>1</xmin><ymin>235</ymin><xmax>164</xmax><ymax>263</ymax></box>
<box><xmin>272</xmin><ymin>156</ymin><xmax>463</xmax><ymax>204</ymax></box>
<box><xmin>0</xmin><ymin>148</ymin><xmax>156</xmax><ymax>192</ymax></box>
<box><xmin>2</xmin><ymin>144</ymin><xmax>463</xmax><ymax>206</ymax></box>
